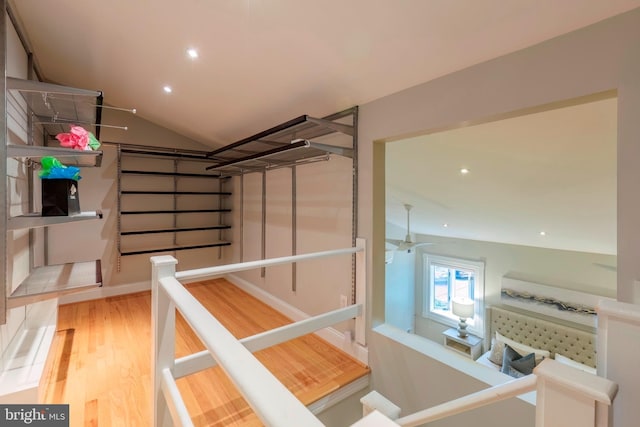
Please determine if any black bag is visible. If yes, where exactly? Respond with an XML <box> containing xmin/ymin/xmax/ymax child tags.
<box><xmin>41</xmin><ymin>179</ymin><xmax>81</xmax><ymax>216</ymax></box>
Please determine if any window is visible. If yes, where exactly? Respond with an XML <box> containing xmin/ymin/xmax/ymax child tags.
<box><xmin>423</xmin><ymin>254</ymin><xmax>484</xmax><ymax>337</ymax></box>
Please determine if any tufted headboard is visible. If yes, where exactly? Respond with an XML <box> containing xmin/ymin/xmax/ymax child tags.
<box><xmin>486</xmin><ymin>306</ymin><xmax>596</xmax><ymax>368</ymax></box>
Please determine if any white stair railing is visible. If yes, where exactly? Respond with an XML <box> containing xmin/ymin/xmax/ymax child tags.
<box><xmin>151</xmin><ymin>236</ymin><xmax>618</xmax><ymax>427</ymax></box>
<box><xmin>151</xmin><ymin>239</ymin><xmax>367</xmax><ymax>427</ymax></box>
<box><xmin>393</xmin><ymin>375</ymin><xmax>537</xmax><ymax>426</ymax></box>
<box><xmin>360</xmin><ymin>358</ymin><xmax>617</xmax><ymax>427</ymax></box>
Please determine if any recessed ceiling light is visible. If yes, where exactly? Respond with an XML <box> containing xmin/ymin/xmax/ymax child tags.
<box><xmin>187</xmin><ymin>48</ymin><xmax>199</xmax><ymax>59</ymax></box>
<box><xmin>443</xmin><ymin>223</ymin><xmax>449</xmax><ymax>228</ymax></box>
<box><xmin>539</xmin><ymin>231</ymin><xmax>546</xmax><ymax>236</ymax></box>
<box><xmin>163</xmin><ymin>85</ymin><xmax>172</xmax><ymax>94</ymax></box>
<box><xmin>460</xmin><ymin>168</ymin><xmax>470</xmax><ymax>175</ymax></box>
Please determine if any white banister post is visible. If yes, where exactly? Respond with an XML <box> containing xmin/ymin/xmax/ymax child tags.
<box><xmin>597</xmin><ymin>299</ymin><xmax>640</xmax><ymax>427</ymax></box>
<box><xmin>355</xmin><ymin>238</ymin><xmax>366</xmax><ymax>346</ymax></box>
<box><xmin>151</xmin><ymin>255</ymin><xmax>179</xmax><ymax>427</ymax></box>
<box><xmin>534</xmin><ymin>359</ymin><xmax>617</xmax><ymax>427</ymax></box>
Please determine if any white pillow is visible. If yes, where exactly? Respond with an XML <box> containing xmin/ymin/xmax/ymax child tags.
<box><xmin>555</xmin><ymin>354</ymin><xmax>597</xmax><ymax>375</ymax></box>
<box><xmin>495</xmin><ymin>331</ymin><xmax>550</xmax><ymax>364</ymax></box>
<box><xmin>487</xmin><ymin>337</ymin><xmax>505</xmax><ymax>365</ymax></box>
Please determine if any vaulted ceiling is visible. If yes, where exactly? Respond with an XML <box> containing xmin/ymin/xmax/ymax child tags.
<box><xmin>9</xmin><ymin>1</ymin><xmax>635</xmax><ymax>256</ymax></box>
<box><xmin>8</xmin><ymin>0</ymin><xmax>640</xmax><ymax>148</ymax></box>
<box><xmin>386</xmin><ymin>96</ymin><xmax>617</xmax><ymax>255</ymax></box>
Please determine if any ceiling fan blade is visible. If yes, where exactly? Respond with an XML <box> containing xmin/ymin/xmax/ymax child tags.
<box><xmin>386</xmin><ymin>238</ymin><xmax>404</xmax><ymax>248</ymax></box>
<box><xmin>387</xmin><ymin>203</ymin><xmax>439</xmax><ymax>252</ymax></box>
<box><xmin>412</xmin><ymin>242</ymin><xmax>435</xmax><ymax>248</ymax></box>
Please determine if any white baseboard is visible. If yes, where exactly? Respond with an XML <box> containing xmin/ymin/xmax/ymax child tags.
<box><xmin>58</xmin><ymin>281</ymin><xmax>151</xmax><ymax>305</ymax></box>
<box><xmin>225</xmin><ymin>274</ymin><xmax>368</xmax><ymax>364</ymax></box>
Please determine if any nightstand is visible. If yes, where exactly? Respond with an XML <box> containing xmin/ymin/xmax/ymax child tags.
<box><xmin>442</xmin><ymin>328</ymin><xmax>482</xmax><ymax>360</ymax></box>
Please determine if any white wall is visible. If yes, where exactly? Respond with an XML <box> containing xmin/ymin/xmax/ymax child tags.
<box><xmin>360</xmin><ymin>9</ymin><xmax>640</xmax><ymax>427</ymax></box>
<box><xmin>369</xmin><ymin>330</ymin><xmax>535</xmax><ymax>427</ymax></box>
<box><xmin>229</xmin><ymin>153</ymin><xmax>355</xmax><ymax>329</ymax></box>
<box><xmin>384</xmin><ymin>222</ymin><xmax>416</xmax><ymax>333</ymax></box>
<box><xmin>385</xmin><ymin>222</ymin><xmax>615</xmax><ymax>343</ymax></box>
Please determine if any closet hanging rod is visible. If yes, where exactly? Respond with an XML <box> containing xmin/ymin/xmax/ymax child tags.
<box><xmin>89</xmin><ymin>104</ymin><xmax>136</xmax><ymax>114</ymax></box>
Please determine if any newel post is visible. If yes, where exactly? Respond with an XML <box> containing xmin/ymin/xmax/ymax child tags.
<box><xmin>151</xmin><ymin>255</ymin><xmax>179</xmax><ymax>427</ymax></box>
<box><xmin>534</xmin><ymin>359</ymin><xmax>617</xmax><ymax>427</ymax></box>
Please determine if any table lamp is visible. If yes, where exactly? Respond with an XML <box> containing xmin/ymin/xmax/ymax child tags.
<box><xmin>452</xmin><ymin>297</ymin><xmax>475</xmax><ymax>338</ymax></box>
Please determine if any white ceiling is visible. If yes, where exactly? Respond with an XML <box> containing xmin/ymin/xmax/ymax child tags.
<box><xmin>8</xmin><ymin>0</ymin><xmax>640</xmax><ymax>148</ymax></box>
<box><xmin>386</xmin><ymin>96</ymin><xmax>617</xmax><ymax>255</ymax></box>
<box><xmin>8</xmin><ymin>1</ymin><xmax>630</xmax><ymax>256</ymax></box>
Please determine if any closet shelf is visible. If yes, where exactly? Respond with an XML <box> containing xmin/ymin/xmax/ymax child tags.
<box><xmin>117</xmin><ymin>144</ymin><xmax>232</xmax><ymax>264</ymax></box>
<box><xmin>120</xmin><ymin>242</ymin><xmax>231</xmax><ymax>256</ymax></box>
<box><xmin>121</xmin><ymin>170</ymin><xmax>226</xmax><ymax>178</ymax></box>
<box><xmin>8</xmin><ymin>211</ymin><xmax>103</xmax><ymax>230</ymax></box>
<box><xmin>121</xmin><ymin>209</ymin><xmax>231</xmax><ymax>215</ymax></box>
<box><xmin>121</xmin><ymin>225</ymin><xmax>231</xmax><ymax>236</ymax></box>
<box><xmin>8</xmin><ymin>144</ymin><xmax>102</xmax><ymax>167</ymax></box>
<box><xmin>119</xmin><ymin>147</ymin><xmax>212</xmax><ymax>162</ymax></box>
<box><xmin>205</xmin><ymin>107</ymin><xmax>356</xmax><ymax>175</ymax></box>
<box><xmin>7</xmin><ymin>77</ymin><xmax>104</xmax><ymax>139</ymax></box>
<box><xmin>7</xmin><ymin>260</ymin><xmax>102</xmax><ymax>309</ymax></box>
<box><xmin>121</xmin><ymin>190</ymin><xmax>231</xmax><ymax>196</ymax></box>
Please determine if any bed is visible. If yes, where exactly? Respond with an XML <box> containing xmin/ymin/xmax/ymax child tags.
<box><xmin>477</xmin><ymin>306</ymin><xmax>597</xmax><ymax>377</ymax></box>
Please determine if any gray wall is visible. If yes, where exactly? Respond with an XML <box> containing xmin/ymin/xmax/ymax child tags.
<box><xmin>360</xmin><ymin>9</ymin><xmax>640</xmax><ymax>426</ymax></box>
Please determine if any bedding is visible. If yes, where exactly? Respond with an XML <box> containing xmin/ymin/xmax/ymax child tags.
<box><xmin>555</xmin><ymin>354</ymin><xmax>597</xmax><ymax>374</ymax></box>
<box><xmin>482</xmin><ymin>333</ymin><xmax>547</xmax><ymax>378</ymax></box>
<box><xmin>477</xmin><ymin>306</ymin><xmax>597</xmax><ymax>377</ymax></box>
<box><xmin>487</xmin><ymin>332</ymin><xmax>550</xmax><ymax>367</ymax></box>
<box><xmin>486</xmin><ymin>306</ymin><xmax>596</xmax><ymax>368</ymax></box>
<box><xmin>495</xmin><ymin>331</ymin><xmax>550</xmax><ymax>364</ymax></box>
<box><xmin>501</xmin><ymin>344</ymin><xmax>536</xmax><ymax>377</ymax></box>
<box><xmin>476</xmin><ymin>351</ymin><xmax>500</xmax><ymax>370</ymax></box>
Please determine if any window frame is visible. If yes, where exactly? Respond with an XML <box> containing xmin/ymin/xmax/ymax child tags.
<box><xmin>422</xmin><ymin>253</ymin><xmax>485</xmax><ymax>337</ymax></box>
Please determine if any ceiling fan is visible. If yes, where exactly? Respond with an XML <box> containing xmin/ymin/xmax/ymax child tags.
<box><xmin>386</xmin><ymin>204</ymin><xmax>434</xmax><ymax>253</ymax></box>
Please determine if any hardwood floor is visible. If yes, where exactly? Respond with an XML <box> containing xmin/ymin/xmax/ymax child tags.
<box><xmin>42</xmin><ymin>279</ymin><xmax>369</xmax><ymax>426</ymax></box>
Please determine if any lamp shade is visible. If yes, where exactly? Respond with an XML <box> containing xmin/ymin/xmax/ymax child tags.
<box><xmin>452</xmin><ymin>297</ymin><xmax>475</xmax><ymax>319</ymax></box>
